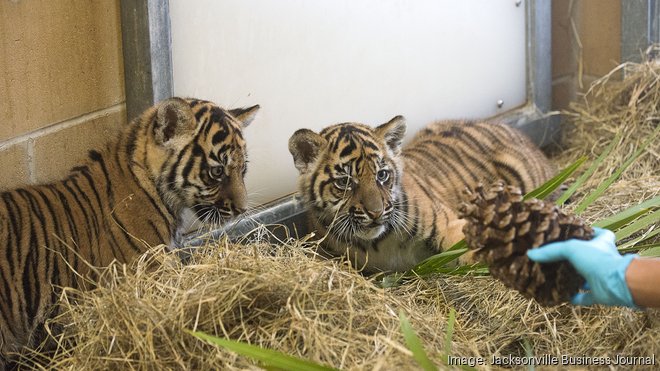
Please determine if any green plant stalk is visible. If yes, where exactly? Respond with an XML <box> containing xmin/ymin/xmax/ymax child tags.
<box><xmin>447</xmin><ymin>239</ymin><xmax>467</xmax><ymax>251</ymax></box>
<box><xmin>187</xmin><ymin>330</ymin><xmax>338</xmax><ymax>371</ymax></box>
<box><xmin>601</xmin><ymin>208</ymin><xmax>655</xmax><ymax>231</ymax></box>
<box><xmin>575</xmin><ymin>125</ymin><xmax>659</xmax><ymax>214</ymax></box>
<box><xmin>400</xmin><ymin>311</ymin><xmax>438</xmax><ymax>371</ymax></box>
<box><xmin>440</xmin><ymin>308</ymin><xmax>477</xmax><ymax>371</ymax></box>
<box><xmin>621</xmin><ymin>242</ymin><xmax>660</xmax><ymax>255</ymax></box>
<box><xmin>613</xmin><ymin>209</ymin><xmax>659</xmax><ymax>241</ymax></box>
<box><xmin>521</xmin><ymin>337</ymin><xmax>536</xmax><ymax>371</ymax></box>
<box><xmin>445</xmin><ymin>308</ymin><xmax>456</xmax><ymax>356</ymax></box>
<box><xmin>555</xmin><ymin>133</ymin><xmax>622</xmax><ymax>205</ymax></box>
<box><xmin>525</xmin><ymin>156</ymin><xmax>588</xmax><ymax>201</ymax></box>
<box><xmin>618</xmin><ymin>227</ymin><xmax>660</xmax><ymax>252</ymax></box>
<box><xmin>410</xmin><ymin>249</ymin><xmax>469</xmax><ymax>277</ymax></box>
<box><xmin>593</xmin><ymin>195</ymin><xmax>659</xmax><ymax>229</ymax></box>
<box><xmin>435</xmin><ymin>264</ymin><xmax>490</xmax><ymax>276</ymax></box>
<box><xmin>378</xmin><ymin>272</ymin><xmax>406</xmax><ymax>288</ymax></box>
<box><xmin>639</xmin><ymin>243</ymin><xmax>660</xmax><ymax>257</ymax></box>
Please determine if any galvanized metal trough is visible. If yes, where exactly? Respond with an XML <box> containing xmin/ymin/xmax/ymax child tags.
<box><xmin>183</xmin><ymin>194</ymin><xmax>310</xmax><ymax>247</ymax></box>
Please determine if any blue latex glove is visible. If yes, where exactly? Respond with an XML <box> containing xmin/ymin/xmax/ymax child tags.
<box><xmin>526</xmin><ymin>227</ymin><xmax>638</xmax><ymax>308</ymax></box>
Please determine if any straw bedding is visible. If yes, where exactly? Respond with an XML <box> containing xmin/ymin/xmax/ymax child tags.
<box><xmin>28</xmin><ymin>61</ymin><xmax>660</xmax><ymax>370</ymax></box>
<box><xmin>553</xmin><ymin>58</ymin><xmax>660</xmax><ymax>224</ymax></box>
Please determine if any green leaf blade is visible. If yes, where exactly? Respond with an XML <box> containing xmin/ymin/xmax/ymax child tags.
<box><xmin>432</xmin><ymin>264</ymin><xmax>490</xmax><ymax>276</ymax></box>
<box><xmin>521</xmin><ymin>338</ymin><xmax>536</xmax><ymax>371</ymax></box>
<box><xmin>614</xmin><ymin>209</ymin><xmax>660</xmax><ymax>242</ymax></box>
<box><xmin>639</xmin><ymin>243</ymin><xmax>660</xmax><ymax>257</ymax></box>
<box><xmin>575</xmin><ymin>126</ymin><xmax>659</xmax><ymax>214</ymax></box>
<box><xmin>400</xmin><ymin>312</ymin><xmax>438</xmax><ymax>371</ymax></box>
<box><xmin>446</xmin><ymin>239</ymin><xmax>468</xmax><ymax>251</ymax></box>
<box><xmin>617</xmin><ymin>227</ymin><xmax>660</xmax><ymax>252</ymax></box>
<box><xmin>524</xmin><ymin>156</ymin><xmax>588</xmax><ymax>201</ymax></box>
<box><xmin>445</xmin><ymin>308</ymin><xmax>456</xmax><ymax>356</ymax></box>
<box><xmin>410</xmin><ymin>248</ymin><xmax>469</xmax><ymax>277</ymax></box>
<box><xmin>593</xmin><ymin>195</ymin><xmax>660</xmax><ymax>229</ymax></box>
<box><xmin>555</xmin><ymin>132</ymin><xmax>621</xmax><ymax>205</ymax></box>
<box><xmin>378</xmin><ymin>272</ymin><xmax>405</xmax><ymax>288</ymax></box>
<box><xmin>187</xmin><ymin>330</ymin><xmax>337</xmax><ymax>371</ymax></box>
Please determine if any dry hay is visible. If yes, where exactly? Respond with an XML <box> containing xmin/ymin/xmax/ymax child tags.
<box><xmin>553</xmin><ymin>58</ymin><xmax>660</xmax><ymax>224</ymax></box>
<box><xmin>40</xmin><ymin>242</ymin><xmax>655</xmax><ymax>371</ymax></box>
<box><xmin>29</xmin><ymin>60</ymin><xmax>660</xmax><ymax>370</ymax></box>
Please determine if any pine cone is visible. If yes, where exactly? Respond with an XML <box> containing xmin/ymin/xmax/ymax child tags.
<box><xmin>458</xmin><ymin>181</ymin><xmax>594</xmax><ymax>306</ymax></box>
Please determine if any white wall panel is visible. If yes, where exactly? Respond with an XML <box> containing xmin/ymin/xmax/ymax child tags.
<box><xmin>170</xmin><ymin>0</ymin><xmax>527</xmax><ymax>204</ymax></box>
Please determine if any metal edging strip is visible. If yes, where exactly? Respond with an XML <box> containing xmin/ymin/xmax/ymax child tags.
<box><xmin>120</xmin><ymin>0</ymin><xmax>173</xmax><ymax>122</ymax></box>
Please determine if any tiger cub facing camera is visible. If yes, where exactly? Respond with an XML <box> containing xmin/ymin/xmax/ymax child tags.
<box><xmin>0</xmin><ymin>97</ymin><xmax>259</xmax><ymax>367</ymax></box>
<box><xmin>289</xmin><ymin>118</ymin><xmax>555</xmax><ymax>273</ymax></box>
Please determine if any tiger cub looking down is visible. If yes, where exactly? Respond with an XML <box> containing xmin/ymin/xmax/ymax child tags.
<box><xmin>288</xmin><ymin>117</ymin><xmax>554</xmax><ymax>273</ymax></box>
<box><xmin>0</xmin><ymin>97</ymin><xmax>259</xmax><ymax>367</ymax></box>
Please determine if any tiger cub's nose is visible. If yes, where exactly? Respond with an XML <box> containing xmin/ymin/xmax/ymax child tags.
<box><xmin>366</xmin><ymin>208</ymin><xmax>384</xmax><ymax>220</ymax></box>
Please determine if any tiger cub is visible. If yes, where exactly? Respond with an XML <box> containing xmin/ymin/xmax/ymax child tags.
<box><xmin>0</xmin><ymin>97</ymin><xmax>259</xmax><ymax>366</ymax></box>
<box><xmin>288</xmin><ymin>118</ymin><xmax>554</xmax><ymax>273</ymax></box>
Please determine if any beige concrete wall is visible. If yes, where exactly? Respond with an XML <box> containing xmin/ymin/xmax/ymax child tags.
<box><xmin>552</xmin><ymin>0</ymin><xmax>622</xmax><ymax>110</ymax></box>
<box><xmin>0</xmin><ymin>0</ymin><xmax>126</xmax><ymax>190</ymax></box>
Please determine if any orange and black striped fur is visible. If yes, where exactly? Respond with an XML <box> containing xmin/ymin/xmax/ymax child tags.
<box><xmin>0</xmin><ymin>97</ymin><xmax>259</xmax><ymax>366</ymax></box>
<box><xmin>289</xmin><ymin>118</ymin><xmax>554</xmax><ymax>273</ymax></box>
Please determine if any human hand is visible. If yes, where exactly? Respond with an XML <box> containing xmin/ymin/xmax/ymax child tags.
<box><xmin>526</xmin><ymin>227</ymin><xmax>638</xmax><ymax>308</ymax></box>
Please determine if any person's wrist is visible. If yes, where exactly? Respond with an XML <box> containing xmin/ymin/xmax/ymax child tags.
<box><xmin>615</xmin><ymin>254</ymin><xmax>638</xmax><ymax>308</ymax></box>
<box><xmin>623</xmin><ymin>256</ymin><xmax>660</xmax><ymax>308</ymax></box>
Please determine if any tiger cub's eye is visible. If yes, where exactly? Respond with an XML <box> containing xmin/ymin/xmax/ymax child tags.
<box><xmin>377</xmin><ymin>169</ymin><xmax>390</xmax><ymax>183</ymax></box>
<box><xmin>209</xmin><ymin>166</ymin><xmax>224</xmax><ymax>180</ymax></box>
<box><xmin>334</xmin><ymin>177</ymin><xmax>352</xmax><ymax>190</ymax></box>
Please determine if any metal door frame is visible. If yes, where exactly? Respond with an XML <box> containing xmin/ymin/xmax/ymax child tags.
<box><xmin>120</xmin><ymin>0</ymin><xmax>557</xmax><ymax>145</ymax></box>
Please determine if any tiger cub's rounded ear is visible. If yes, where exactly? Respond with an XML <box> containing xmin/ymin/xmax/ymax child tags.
<box><xmin>375</xmin><ymin>115</ymin><xmax>407</xmax><ymax>154</ymax></box>
<box><xmin>155</xmin><ymin>98</ymin><xmax>196</xmax><ymax>145</ymax></box>
<box><xmin>229</xmin><ymin>105</ymin><xmax>261</xmax><ymax>128</ymax></box>
<box><xmin>289</xmin><ymin>129</ymin><xmax>327</xmax><ymax>174</ymax></box>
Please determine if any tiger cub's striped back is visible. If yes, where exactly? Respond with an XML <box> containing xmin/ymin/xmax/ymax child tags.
<box><xmin>404</xmin><ymin>121</ymin><xmax>554</xmax><ymax>210</ymax></box>
<box><xmin>0</xmin><ymin>98</ymin><xmax>259</xmax><ymax>367</ymax></box>
<box><xmin>289</xmin><ymin>118</ymin><xmax>554</xmax><ymax>273</ymax></box>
